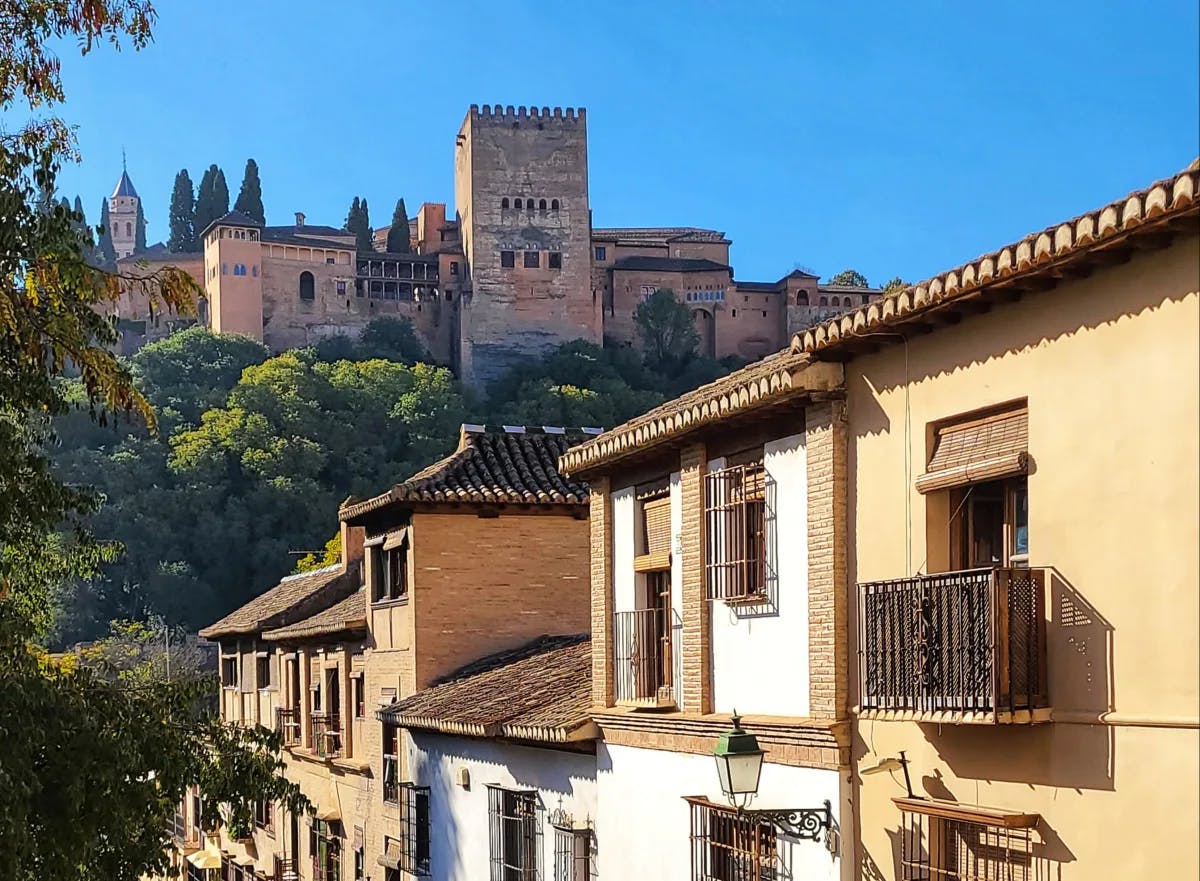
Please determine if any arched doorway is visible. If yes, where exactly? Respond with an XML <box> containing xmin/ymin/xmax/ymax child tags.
<box><xmin>692</xmin><ymin>308</ymin><xmax>716</xmax><ymax>358</ymax></box>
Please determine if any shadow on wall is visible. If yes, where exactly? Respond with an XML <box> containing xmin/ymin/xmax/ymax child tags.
<box><xmin>918</xmin><ymin>568</ymin><xmax>1115</xmax><ymax>793</ymax></box>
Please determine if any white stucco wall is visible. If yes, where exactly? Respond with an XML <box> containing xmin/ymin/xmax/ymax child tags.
<box><xmin>612</xmin><ymin>486</ymin><xmax>636</xmax><ymax>613</ymax></box>
<box><xmin>407</xmin><ymin>733</ymin><xmax>597</xmax><ymax>881</ymax></box>
<box><xmin>710</xmin><ymin>434</ymin><xmax>811</xmax><ymax>716</ymax></box>
<box><xmin>597</xmin><ymin>742</ymin><xmax>847</xmax><ymax>881</ymax></box>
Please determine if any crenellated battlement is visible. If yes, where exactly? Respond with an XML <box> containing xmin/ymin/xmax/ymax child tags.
<box><xmin>469</xmin><ymin>104</ymin><xmax>586</xmax><ymax>125</ymax></box>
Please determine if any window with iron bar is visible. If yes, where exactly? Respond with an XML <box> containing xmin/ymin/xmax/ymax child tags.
<box><xmin>899</xmin><ymin>806</ymin><xmax>1039</xmax><ymax>881</ymax></box>
<box><xmin>687</xmin><ymin>797</ymin><xmax>778</xmax><ymax>881</ymax></box>
<box><xmin>310</xmin><ymin>818</ymin><xmax>342</xmax><ymax>881</ymax></box>
<box><xmin>254</xmin><ymin>799</ymin><xmax>273</xmax><ymax>833</ymax></box>
<box><xmin>396</xmin><ymin>783</ymin><xmax>432</xmax><ymax>876</ymax></box>
<box><xmin>488</xmin><ymin>785</ymin><xmax>542</xmax><ymax>881</ymax></box>
<box><xmin>704</xmin><ymin>460</ymin><xmax>767</xmax><ymax>601</ymax></box>
<box><xmin>552</xmin><ymin>823</ymin><xmax>590</xmax><ymax>881</ymax></box>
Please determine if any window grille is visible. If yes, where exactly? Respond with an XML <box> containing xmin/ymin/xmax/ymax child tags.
<box><xmin>704</xmin><ymin>462</ymin><xmax>767</xmax><ymax>600</ymax></box>
<box><xmin>687</xmin><ymin>797</ymin><xmax>778</xmax><ymax>881</ymax></box>
<box><xmin>488</xmin><ymin>785</ymin><xmax>542</xmax><ymax>881</ymax></box>
<box><xmin>551</xmin><ymin>813</ymin><xmax>590</xmax><ymax>881</ymax></box>
<box><xmin>397</xmin><ymin>783</ymin><xmax>432</xmax><ymax>876</ymax></box>
<box><xmin>310</xmin><ymin>819</ymin><xmax>342</xmax><ymax>881</ymax></box>
<box><xmin>899</xmin><ymin>805</ymin><xmax>1038</xmax><ymax>881</ymax></box>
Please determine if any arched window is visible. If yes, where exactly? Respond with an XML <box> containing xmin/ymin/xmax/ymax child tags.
<box><xmin>797</xmin><ymin>291</ymin><xmax>809</xmax><ymax>305</ymax></box>
<box><xmin>502</xmin><ymin>198</ymin><xmax>509</xmax><ymax>209</ymax></box>
<box><xmin>819</xmin><ymin>296</ymin><xmax>828</xmax><ymax>306</ymax></box>
<box><xmin>539</xmin><ymin>199</ymin><xmax>547</xmax><ymax>210</ymax></box>
<box><xmin>125</xmin><ymin>222</ymin><xmax>132</xmax><ymax>237</ymax></box>
<box><xmin>862</xmin><ymin>294</ymin><xmax>871</xmax><ymax>305</ymax></box>
<box><xmin>551</xmin><ymin>199</ymin><xmax>560</xmax><ymax>210</ymax></box>
<box><xmin>514</xmin><ymin>198</ymin><xmax>522</xmax><ymax>209</ymax></box>
<box><xmin>299</xmin><ymin>271</ymin><xmax>315</xmax><ymax>300</ymax></box>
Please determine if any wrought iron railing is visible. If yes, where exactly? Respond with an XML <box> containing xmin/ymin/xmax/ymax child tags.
<box><xmin>858</xmin><ymin>567</ymin><xmax>1048</xmax><ymax>720</ymax></box>
<box><xmin>614</xmin><ymin>608</ymin><xmax>680</xmax><ymax>707</ymax></box>
<box><xmin>310</xmin><ymin>712</ymin><xmax>342</xmax><ymax>758</ymax></box>
<box><xmin>274</xmin><ymin>856</ymin><xmax>297</xmax><ymax>881</ymax></box>
<box><xmin>276</xmin><ymin>706</ymin><xmax>301</xmax><ymax>746</ymax></box>
<box><xmin>383</xmin><ymin>754</ymin><xmax>401</xmax><ymax>804</ymax></box>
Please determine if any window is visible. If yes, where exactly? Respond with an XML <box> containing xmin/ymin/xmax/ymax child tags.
<box><xmin>502</xmin><ymin>198</ymin><xmax>510</xmax><ymax>209</ymax></box>
<box><xmin>125</xmin><ymin>221</ymin><xmax>132</xmax><ymax>237</ymax></box>
<box><xmin>704</xmin><ymin>456</ymin><xmax>767</xmax><ymax>600</ymax></box>
<box><xmin>299</xmin><ymin>271</ymin><xmax>315</xmax><ymax>300</ymax></box>
<box><xmin>819</xmin><ymin>296</ymin><xmax>828</xmax><ymax>306</ymax></box>
<box><xmin>797</xmin><ymin>291</ymin><xmax>808</xmax><ymax>305</ymax></box>
<box><xmin>514</xmin><ymin>199</ymin><xmax>523</xmax><ymax>209</ymax></box>
<box><xmin>687</xmin><ymin>798</ymin><xmax>778</xmax><ymax>881</ymax></box>
<box><xmin>352</xmin><ymin>674</ymin><xmax>365</xmax><ymax>718</ymax></box>
<box><xmin>552</xmin><ymin>821</ymin><xmax>590</xmax><ymax>881</ymax></box>
<box><xmin>397</xmin><ymin>784</ymin><xmax>432</xmax><ymax>876</ymax></box>
<box><xmin>222</xmin><ymin>263</ymin><xmax>228</xmax><ymax>275</ymax></box>
<box><xmin>327</xmin><ymin>257</ymin><xmax>336</xmax><ymax>265</ymax></box>
<box><xmin>548</xmin><ymin>252</ymin><xmax>562</xmax><ymax>269</ymax></box>
<box><xmin>372</xmin><ymin>534</ymin><xmax>409</xmax><ymax>603</ymax></box>
<box><xmin>898</xmin><ymin>802</ymin><xmax>1038</xmax><ymax>881</ymax></box>
<box><xmin>539</xmin><ymin>199</ymin><xmax>547</xmax><ymax>210</ymax></box>
<box><xmin>354</xmin><ymin>844</ymin><xmax>365</xmax><ymax>881</ymax></box>
<box><xmin>220</xmin><ymin>653</ymin><xmax>239</xmax><ymax>689</ymax></box>
<box><xmin>383</xmin><ymin>724</ymin><xmax>401</xmax><ymax>804</ymax></box>
<box><xmin>254</xmin><ymin>799</ymin><xmax>274</xmax><ymax>833</ymax></box>
<box><xmin>336</xmin><ymin>280</ymin><xmax>346</xmax><ymax>296</ymax></box>
<box><xmin>524</xmin><ymin>250</ymin><xmax>540</xmax><ymax>269</ymax></box>
<box><xmin>594</xmin><ymin>246</ymin><xmax>606</xmax><ymax>261</ymax></box>
<box><xmin>256</xmin><ymin>651</ymin><xmax>273</xmax><ymax>690</ymax></box>
<box><xmin>731</xmin><ymin>308</ymin><xmax>737</xmax><ymax>317</ymax></box>
<box><xmin>501</xmin><ymin>250</ymin><xmax>515</xmax><ymax>268</ymax></box>
<box><xmin>488</xmin><ymin>786</ymin><xmax>540</xmax><ymax>881</ymax></box>
<box><xmin>233</xmin><ymin>263</ymin><xmax>246</xmax><ymax>276</ymax></box>
<box><xmin>551</xmin><ymin>199</ymin><xmax>560</xmax><ymax>210</ymax></box>
<box><xmin>310</xmin><ymin>819</ymin><xmax>342</xmax><ymax>881</ymax></box>
<box><xmin>252</xmin><ymin>265</ymin><xmax>258</xmax><ymax>277</ymax></box>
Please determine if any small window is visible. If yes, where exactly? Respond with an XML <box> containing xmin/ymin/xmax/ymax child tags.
<box><xmin>796</xmin><ymin>291</ymin><xmax>808</xmax><ymax>305</ymax></box>
<box><xmin>501</xmin><ymin>250</ymin><xmax>515</xmax><ymax>268</ymax></box>
<box><xmin>514</xmin><ymin>199</ymin><xmax>523</xmax><ymax>209</ymax></box>
<box><xmin>252</xmin><ymin>265</ymin><xmax>258</xmax><ymax>278</ymax></box>
<box><xmin>502</xmin><ymin>197</ymin><xmax>510</xmax><ymax>209</ymax></box>
<box><xmin>539</xmin><ymin>199</ymin><xmax>547</xmax><ymax>210</ymax></box>
<box><xmin>336</xmin><ymin>280</ymin><xmax>346</xmax><ymax>296</ymax></box>
<box><xmin>548</xmin><ymin>252</ymin><xmax>562</xmax><ymax>269</ymax></box>
<box><xmin>383</xmin><ymin>724</ymin><xmax>401</xmax><ymax>804</ymax></box>
<box><xmin>220</xmin><ymin>655</ymin><xmax>239</xmax><ymax>689</ymax></box>
<box><xmin>354</xmin><ymin>844</ymin><xmax>365</xmax><ymax>881</ymax></box>
<box><xmin>221</xmin><ymin>263</ymin><xmax>228</xmax><ymax>275</ymax></box>
<box><xmin>256</xmin><ymin>652</ymin><xmax>273</xmax><ymax>690</ymax></box>
<box><xmin>253</xmin><ymin>800</ymin><xmax>273</xmax><ymax>833</ymax></box>
<box><xmin>862</xmin><ymin>293</ymin><xmax>871</xmax><ymax>305</ymax></box>
<box><xmin>551</xmin><ymin>199</ymin><xmax>560</xmax><ymax>210</ymax></box>
<box><xmin>819</xmin><ymin>296</ymin><xmax>828</xmax><ymax>306</ymax></box>
<box><xmin>353</xmin><ymin>675</ymin><xmax>365</xmax><ymax>718</ymax></box>
<box><xmin>299</xmin><ymin>271</ymin><xmax>315</xmax><ymax>300</ymax></box>
<box><xmin>524</xmin><ymin>250</ymin><xmax>540</xmax><ymax>269</ymax></box>
<box><xmin>705</xmin><ymin>457</ymin><xmax>766</xmax><ymax>601</ymax></box>
<box><xmin>372</xmin><ymin>537</ymin><xmax>409</xmax><ymax>603</ymax></box>
<box><xmin>125</xmin><ymin>222</ymin><xmax>132</xmax><ymax>237</ymax></box>
<box><xmin>488</xmin><ymin>786</ymin><xmax>540</xmax><ymax>881</ymax></box>
<box><xmin>732</xmin><ymin>308</ymin><xmax>737</xmax><ymax>317</ymax></box>
<box><xmin>450</xmin><ymin>261</ymin><xmax>459</xmax><ymax>277</ymax></box>
<box><xmin>327</xmin><ymin>257</ymin><xmax>335</xmax><ymax>265</ymax></box>
<box><xmin>594</xmin><ymin>246</ymin><xmax>606</xmax><ymax>261</ymax></box>
<box><xmin>395</xmin><ymin>786</ymin><xmax>432</xmax><ymax>876</ymax></box>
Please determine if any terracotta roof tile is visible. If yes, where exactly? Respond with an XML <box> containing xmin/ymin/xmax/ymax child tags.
<box><xmin>198</xmin><ymin>561</ymin><xmax>362</xmax><ymax>639</ymax></box>
<box><xmin>591</xmin><ymin>227</ymin><xmax>730</xmax><ymax>245</ymax></box>
<box><xmin>262</xmin><ymin>588</ymin><xmax>366</xmax><ymax>642</ymax></box>
<box><xmin>378</xmin><ymin>634</ymin><xmax>594</xmax><ymax>743</ymax></box>
<box><xmin>341</xmin><ymin>426</ymin><xmax>597</xmax><ymax>521</ymax></box>
<box><xmin>792</xmin><ymin>160</ymin><xmax>1200</xmax><ymax>357</ymax></box>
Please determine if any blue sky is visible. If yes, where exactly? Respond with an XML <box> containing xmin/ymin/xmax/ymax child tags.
<box><xmin>19</xmin><ymin>0</ymin><xmax>1200</xmax><ymax>284</ymax></box>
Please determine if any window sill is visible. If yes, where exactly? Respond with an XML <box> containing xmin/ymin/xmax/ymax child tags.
<box><xmin>371</xmin><ymin>596</ymin><xmax>410</xmax><ymax>610</ymax></box>
<box><xmin>722</xmin><ymin>593</ymin><xmax>769</xmax><ymax>608</ymax></box>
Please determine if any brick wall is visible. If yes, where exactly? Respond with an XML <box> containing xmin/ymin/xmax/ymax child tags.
<box><xmin>678</xmin><ymin>441</ymin><xmax>712</xmax><ymax>714</ymax></box>
<box><xmin>589</xmin><ymin>477</ymin><xmax>613</xmax><ymax>707</ymax></box>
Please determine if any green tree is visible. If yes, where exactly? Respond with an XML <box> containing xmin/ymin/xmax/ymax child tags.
<box><xmin>345</xmin><ymin>196</ymin><xmax>373</xmax><ymax>251</ymax></box>
<box><xmin>233</xmin><ymin>158</ymin><xmax>265</xmax><ymax>224</ymax></box>
<box><xmin>635</xmin><ymin>288</ymin><xmax>700</xmax><ymax>371</ymax></box>
<box><xmin>880</xmin><ymin>276</ymin><xmax>908</xmax><ymax>294</ymax></box>
<box><xmin>295</xmin><ymin>533</ymin><xmax>340</xmax><ymax>574</ymax></box>
<box><xmin>167</xmin><ymin>168</ymin><xmax>197</xmax><ymax>252</ymax></box>
<box><xmin>826</xmin><ymin>268</ymin><xmax>870</xmax><ymax>288</ymax></box>
<box><xmin>193</xmin><ymin>164</ymin><xmax>216</xmax><ymax>235</ymax></box>
<box><xmin>355</xmin><ymin>315</ymin><xmax>426</xmax><ymax>363</ymax></box>
<box><xmin>212</xmin><ymin>167</ymin><xmax>230</xmax><ymax>219</ymax></box>
<box><xmin>386</xmin><ymin>198</ymin><xmax>412</xmax><ymax>252</ymax></box>
<box><xmin>134</xmin><ymin>198</ymin><xmax>146</xmax><ymax>252</ymax></box>
<box><xmin>0</xmin><ymin>4</ymin><xmax>309</xmax><ymax>876</ymax></box>
<box><xmin>97</xmin><ymin>197</ymin><xmax>116</xmax><ymax>266</ymax></box>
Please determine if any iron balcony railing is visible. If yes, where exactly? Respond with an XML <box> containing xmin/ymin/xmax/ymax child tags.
<box><xmin>274</xmin><ymin>856</ymin><xmax>298</xmax><ymax>881</ymax></box>
<box><xmin>858</xmin><ymin>567</ymin><xmax>1049</xmax><ymax>722</ymax></box>
<box><xmin>614</xmin><ymin>608</ymin><xmax>680</xmax><ymax>708</ymax></box>
<box><xmin>310</xmin><ymin>712</ymin><xmax>342</xmax><ymax>758</ymax></box>
<box><xmin>383</xmin><ymin>754</ymin><xmax>401</xmax><ymax>804</ymax></box>
<box><xmin>276</xmin><ymin>706</ymin><xmax>301</xmax><ymax>746</ymax></box>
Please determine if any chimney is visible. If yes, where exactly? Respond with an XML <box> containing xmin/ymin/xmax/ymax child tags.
<box><xmin>340</xmin><ymin>519</ymin><xmax>365</xmax><ymax>571</ymax></box>
<box><xmin>295</xmin><ymin>211</ymin><xmax>306</xmax><ymax>227</ymax></box>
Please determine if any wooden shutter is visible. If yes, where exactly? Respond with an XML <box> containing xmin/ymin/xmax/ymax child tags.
<box><xmin>917</xmin><ymin>405</ymin><xmax>1028</xmax><ymax>494</ymax></box>
<box><xmin>635</xmin><ymin>496</ymin><xmax>672</xmax><ymax>571</ymax></box>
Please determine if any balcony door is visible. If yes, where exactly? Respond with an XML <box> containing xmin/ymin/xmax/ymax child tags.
<box><xmin>954</xmin><ymin>477</ymin><xmax>1028</xmax><ymax>569</ymax></box>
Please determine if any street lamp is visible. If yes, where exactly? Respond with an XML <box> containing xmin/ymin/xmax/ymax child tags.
<box><xmin>712</xmin><ymin>712</ymin><xmax>833</xmax><ymax>843</ymax></box>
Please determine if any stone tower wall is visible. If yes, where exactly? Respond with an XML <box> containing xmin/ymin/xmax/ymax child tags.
<box><xmin>455</xmin><ymin>105</ymin><xmax>600</xmax><ymax>389</ymax></box>
<box><xmin>110</xmin><ymin>193</ymin><xmax>139</xmax><ymax>259</ymax></box>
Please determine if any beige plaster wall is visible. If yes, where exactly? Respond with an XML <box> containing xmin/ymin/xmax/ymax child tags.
<box><xmin>845</xmin><ymin>235</ymin><xmax>1200</xmax><ymax>880</ymax></box>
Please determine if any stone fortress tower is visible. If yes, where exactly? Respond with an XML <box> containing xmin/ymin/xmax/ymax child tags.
<box><xmin>109</xmin><ymin>163</ymin><xmax>140</xmax><ymax>259</ymax></box>
<box><xmin>454</xmin><ymin>105</ymin><xmax>601</xmax><ymax>388</ymax></box>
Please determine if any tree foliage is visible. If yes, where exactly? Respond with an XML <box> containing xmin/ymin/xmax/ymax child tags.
<box><xmin>97</xmin><ymin>196</ymin><xmax>116</xmax><ymax>266</ymax></box>
<box><xmin>233</xmin><ymin>158</ymin><xmax>264</xmax><ymax>225</ymax></box>
<box><xmin>346</xmin><ymin>196</ymin><xmax>372</xmax><ymax>251</ymax></box>
<box><xmin>193</xmin><ymin>163</ymin><xmax>228</xmax><ymax>236</ymax></box>
<box><xmin>134</xmin><ymin>198</ymin><xmax>146</xmax><ymax>252</ymax></box>
<box><xmin>635</xmin><ymin>288</ymin><xmax>700</xmax><ymax>371</ymax></box>
<box><xmin>826</xmin><ymin>268</ymin><xmax>870</xmax><ymax>288</ymax></box>
<box><xmin>880</xmin><ymin>275</ymin><xmax>908</xmax><ymax>294</ymax></box>
<box><xmin>167</xmin><ymin>168</ymin><xmax>197</xmax><ymax>253</ymax></box>
<box><xmin>386</xmin><ymin>198</ymin><xmax>411</xmax><ymax>253</ymax></box>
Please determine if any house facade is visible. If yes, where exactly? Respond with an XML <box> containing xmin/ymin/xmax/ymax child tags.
<box><xmin>560</xmin><ymin>356</ymin><xmax>855</xmax><ymax>881</ymax></box>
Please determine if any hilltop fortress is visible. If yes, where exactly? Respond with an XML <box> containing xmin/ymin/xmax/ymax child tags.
<box><xmin>114</xmin><ymin>104</ymin><xmax>879</xmax><ymax>387</ymax></box>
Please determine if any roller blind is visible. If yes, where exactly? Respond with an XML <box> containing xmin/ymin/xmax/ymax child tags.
<box><xmin>916</xmin><ymin>406</ymin><xmax>1028</xmax><ymax>494</ymax></box>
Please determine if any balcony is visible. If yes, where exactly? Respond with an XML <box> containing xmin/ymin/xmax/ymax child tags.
<box><xmin>274</xmin><ymin>857</ymin><xmax>298</xmax><ymax>881</ymax></box>
<box><xmin>858</xmin><ymin>567</ymin><xmax>1049</xmax><ymax>724</ymax></box>
<box><xmin>310</xmin><ymin>712</ymin><xmax>343</xmax><ymax>759</ymax></box>
<box><xmin>276</xmin><ymin>706</ymin><xmax>301</xmax><ymax>747</ymax></box>
<box><xmin>614</xmin><ymin>608</ymin><xmax>679</xmax><ymax>708</ymax></box>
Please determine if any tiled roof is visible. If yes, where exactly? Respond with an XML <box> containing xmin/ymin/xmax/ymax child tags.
<box><xmin>591</xmin><ymin>226</ymin><xmax>729</xmax><ymax>244</ymax></box>
<box><xmin>816</xmin><ymin>283</ymin><xmax>881</xmax><ymax>295</ymax></box>
<box><xmin>111</xmin><ymin>170</ymin><xmax>138</xmax><ymax>198</ymax></box>
<box><xmin>198</xmin><ymin>561</ymin><xmax>362</xmax><ymax>639</ymax></box>
<box><xmin>264</xmin><ymin>223</ymin><xmax>352</xmax><ymax>240</ymax></box>
<box><xmin>377</xmin><ymin>634</ymin><xmax>595</xmax><ymax>743</ymax></box>
<box><xmin>203</xmin><ymin>210</ymin><xmax>262</xmax><ymax>236</ymax></box>
<box><xmin>559</xmin><ymin>354</ymin><xmax>844</xmax><ymax>476</ymax></box>
<box><xmin>262</xmin><ymin>588</ymin><xmax>366</xmax><ymax>642</ymax></box>
<box><xmin>792</xmin><ymin>160</ymin><xmax>1200</xmax><ymax>358</ymax></box>
<box><xmin>340</xmin><ymin>425</ymin><xmax>597</xmax><ymax>521</ymax></box>
<box><xmin>611</xmin><ymin>256</ymin><xmax>731</xmax><ymax>274</ymax></box>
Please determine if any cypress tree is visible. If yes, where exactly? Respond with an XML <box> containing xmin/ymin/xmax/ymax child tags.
<box><xmin>135</xmin><ymin>200</ymin><xmax>147</xmax><ymax>252</ymax></box>
<box><xmin>212</xmin><ymin>168</ymin><xmax>230</xmax><ymax>219</ymax></box>
<box><xmin>97</xmin><ymin>198</ymin><xmax>116</xmax><ymax>266</ymax></box>
<box><xmin>356</xmin><ymin>198</ymin><xmax>373</xmax><ymax>251</ymax></box>
<box><xmin>233</xmin><ymin>159</ymin><xmax>265</xmax><ymax>224</ymax></box>
<box><xmin>344</xmin><ymin>196</ymin><xmax>361</xmax><ymax>233</ymax></box>
<box><xmin>194</xmin><ymin>165</ymin><xmax>217</xmax><ymax>236</ymax></box>
<box><xmin>168</xmin><ymin>169</ymin><xmax>197</xmax><ymax>253</ymax></box>
<box><xmin>386</xmin><ymin>198</ymin><xmax>412</xmax><ymax>253</ymax></box>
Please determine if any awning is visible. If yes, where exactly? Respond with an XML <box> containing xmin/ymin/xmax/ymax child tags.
<box><xmin>376</xmin><ymin>838</ymin><xmax>402</xmax><ymax>870</ymax></box>
<box><xmin>186</xmin><ymin>849</ymin><xmax>224</xmax><ymax>870</ymax></box>
<box><xmin>916</xmin><ymin>406</ymin><xmax>1028</xmax><ymax>494</ymax></box>
<box><xmin>382</xmin><ymin>528</ymin><xmax>409</xmax><ymax>552</ymax></box>
<box><xmin>315</xmin><ymin>803</ymin><xmax>341</xmax><ymax>822</ymax></box>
